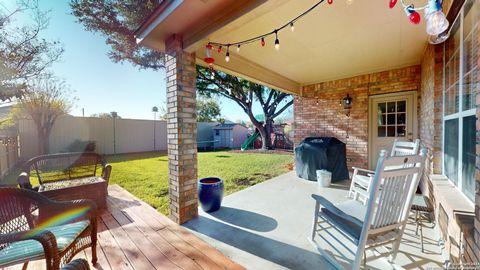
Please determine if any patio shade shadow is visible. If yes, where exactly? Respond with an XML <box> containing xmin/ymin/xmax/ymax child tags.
<box><xmin>184</xmin><ymin>216</ymin><xmax>334</xmax><ymax>270</ymax></box>
<box><xmin>206</xmin><ymin>207</ymin><xmax>278</xmax><ymax>232</ymax></box>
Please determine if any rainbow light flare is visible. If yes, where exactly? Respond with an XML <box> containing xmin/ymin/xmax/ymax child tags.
<box><xmin>23</xmin><ymin>206</ymin><xmax>90</xmax><ymax>238</ymax></box>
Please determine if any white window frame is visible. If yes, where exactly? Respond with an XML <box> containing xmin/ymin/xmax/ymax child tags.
<box><xmin>442</xmin><ymin>1</ymin><xmax>477</xmax><ymax>202</ymax></box>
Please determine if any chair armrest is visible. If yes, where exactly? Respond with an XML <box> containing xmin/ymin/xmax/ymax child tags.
<box><xmin>17</xmin><ymin>172</ymin><xmax>33</xmax><ymax>189</ymax></box>
<box><xmin>0</xmin><ymin>230</ymin><xmax>59</xmax><ymax>264</ymax></box>
<box><xmin>102</xmin><ymin>163</ymin><xmax>112</xmax><ymax>183</ymax></box>
<box><xmin>311</xmin><ymin>194</ymin><xmax>363</xmax><ymax>227</ymax></box>
<box><xmin>352</xmin><ymin>167</ymin><xmax>375</xmax><ymax>174</ymax></box>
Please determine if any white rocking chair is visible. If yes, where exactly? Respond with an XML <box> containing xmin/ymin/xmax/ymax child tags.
<box><xmin>310</xmin><ymin>148</ymin><xmax>426</xmax><ymax>270</ymax></box>
<box><xmin>348</xmin><ymin>139</ymin><xmax>420</xmax><ymax>203</ymax></box>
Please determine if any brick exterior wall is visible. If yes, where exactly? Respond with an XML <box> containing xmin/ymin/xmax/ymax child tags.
<box><xmin>294</xmin><ymin>65</ymin><xmax>421</xmax><ymax>170</ymax></box>
<box><xmin>418</xmin><ymin>44</ymin><xmax>444</xmax><ymax>200</ymax></box>
<box><xmin>165</xmin><ymin>34</ymin><xmax>198</xmax><ymax>224</ymax></box>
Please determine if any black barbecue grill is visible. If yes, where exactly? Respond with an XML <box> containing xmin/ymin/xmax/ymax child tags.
<box><xmin>295</xmin><ymin>137</ymin><xmax>349</xmax><ymax>182</ymax></box>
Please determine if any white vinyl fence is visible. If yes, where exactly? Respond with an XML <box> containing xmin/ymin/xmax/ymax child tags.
<box><xmin>19</xmin><ymin>116</ymin><xmax>167</xmax><ymax>159</ymax></box>
<box><xmin>0</xmin><ymin>136</ymin><xmax>19</xmax><ymax>177</ymax></box>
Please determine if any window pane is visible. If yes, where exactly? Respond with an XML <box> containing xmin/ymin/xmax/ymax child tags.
<box><xmin>378</xmin><ymin>127</ymin><xmax>386</xmax><ymax>137</ymax></box>
<box><xmin>387</xmin><ymin>114</ymin><xmax>395</xmax><ymax>125</ymax></box>
<box><xmin>387</xmin><ymin>102</ymin><xmax>396</xmax><ymax>113</ymax></box>
<box><xmin>397</xmin><ymin>101</ymin><xmax>406</xmax><ymax>112</ymax></box>
<box><xmin>387</xmin><ymin>126</ymin><xmax>395</xmax><ymax>137</ymax></box>
<box><xmin>378</xmin><ymin>103</ymin><xmax>386</xmax><ymax>113</ymax></box>
<box><xmin>397</xmin><ymin>113</ymin><xmax>406</xmax><ymax>125</ymax></box>
<box><xmin>445</xmin><ymin>18</ymin><xmax>461</xmax><ymax>62</ymax></box>
<box><xmin>445</xmin><ymin>83</ymin><xmax>459</xmax><ymax>115</ymax></box>
<box><xmin>397</xmin><ymin>126</ymin><xmax>406</xmax><ymax>137</ymax></box>
<box><xmin>462</xmin><ymin>116</ymin><xmax>476</xmax><ymax>201</ymax></box>
<box><xmin>463</xmin><ymin>70</ymin><xmax>477</xmax><ymax>110</ymax></box>
<box><xmin>444</xmin><ymin>119</ymin><xmax>459</xmax><ymax>185</ymax></box>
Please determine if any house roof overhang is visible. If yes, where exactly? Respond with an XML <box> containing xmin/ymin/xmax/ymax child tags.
<box><xmin>136</xmin><ymin>0</ymin><xmax>456</xmax><ymax>96</ymax></box>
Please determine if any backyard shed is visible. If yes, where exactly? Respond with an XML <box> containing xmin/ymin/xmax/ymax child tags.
<box><xmin>213</xmin><ymin>123</ymin><xmax>248</xmax><ymax>149</ymax></box>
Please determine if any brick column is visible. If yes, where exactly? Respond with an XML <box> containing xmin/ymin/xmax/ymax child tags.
<box><xmin>165</xmin><ymin>34</ymin><xmax>198</xmax><ymax>224</ymax></box>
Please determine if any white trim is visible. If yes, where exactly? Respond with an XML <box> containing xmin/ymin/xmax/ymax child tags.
<box><xmin>135</xmin><ymin>0</ymin><xmax>184</xmax><ymax>42</ymax></box>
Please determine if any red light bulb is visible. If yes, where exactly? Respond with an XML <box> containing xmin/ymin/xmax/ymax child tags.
<box><xmin>389</xmin><ymin>0</ymin><xmax>397</xmax><ymax>9</ymax></box>
<box><xmin>217</xmin><ymin>46</ymin><xmax>222</xmax><ymax>53</ymax></box>
<box><xmin>261</xmin><ymin>37</ymin><xmax>265</xmax><ymax>47</ymax></box>
<box><xmin>327</xmin><ymin>0</ymin><xmax>333</xmax><ymax>4</ymax></box>
<box><xmin>409</xmin><ymin>11</ymin><xmax>421</xmax><ymax>24</ymax></box>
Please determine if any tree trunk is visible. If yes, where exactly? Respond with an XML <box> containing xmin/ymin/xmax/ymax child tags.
<box><xmin>250</xmin><ymin>121</ymin><xmax>271</xmax><ymax>150</ymax></box>
<box><xmin>37</xmin><ymin>128</ymin><xmax>50</xmax><ymax>155</ymax></box>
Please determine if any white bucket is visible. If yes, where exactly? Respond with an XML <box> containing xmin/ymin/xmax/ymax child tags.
<box><xmin>316</xmin><ymin>170</ymin><xmax>332</xmax><ymax>188</ymax></box>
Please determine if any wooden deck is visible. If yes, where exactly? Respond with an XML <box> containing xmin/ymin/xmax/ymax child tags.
<box><xmin>4</xmin><ymin>185</ymin><xmax>245</xmax><ymax>270</ymax></box>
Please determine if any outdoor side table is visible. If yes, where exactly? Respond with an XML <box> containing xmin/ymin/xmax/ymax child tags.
<box><xmin>411</xmin><ymin>194</ymin><xmax>434</xmax><ymax>253</ymax></box>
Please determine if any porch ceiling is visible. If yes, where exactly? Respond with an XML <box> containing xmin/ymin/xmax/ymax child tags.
<box><xmin>138</xmin><ymin>0</ymin><xmax>430</xmax><ymax>94</ymax></box>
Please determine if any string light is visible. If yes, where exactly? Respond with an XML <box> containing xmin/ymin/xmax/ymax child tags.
<box><xmin>206</xmin><ymin>0</ymin><xmax>328</xmax><ymax>65</ymax></box>
<box><xmin>393</xmin><ymin>0</ymin><xmax>449</xmax><ymax>43</ymax></box>
<box><xmin>274</xmin><ymin>30</ymin><xmax>280</xmax><ymax>51</ymax></box>
<box><xmin>405</xmin><ymin>5</ymin><xmax>421</xmax><ymax>24</ymax></box>
<box><xmin>225</xmin><ymin>45</ymin><xmax>230</xmax><ymax>62</ymax></box>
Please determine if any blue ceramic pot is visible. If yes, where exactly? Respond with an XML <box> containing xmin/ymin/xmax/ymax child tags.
<box><xmin>198</xmin><ymin>177</ymin><xmax>224</xmax><ymax>212</ymax></box>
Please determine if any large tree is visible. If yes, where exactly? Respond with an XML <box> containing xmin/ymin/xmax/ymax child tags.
<box><xmin>0</xmin><ymin>0</ymin><xmax>64</xmax><ymax>101</ymax></box>
<box><xmin>70</xmin><ymin>1</ymin><xmax>293</xmax><ymax>149</ymax></box>
<box><xmin>197</xmin><ymin>66</ymin><xmax>293</xmax><ymax>149</ymax></box>
<box><xmin>11</xmin><ymin>75</ymin><xmax>75</xmax><ymax>154</ymax></box>
<box><xmin>70</xmin><ymin>0</ymin><xmax>163</xmax><ymax>70</ymax></box>
<box><xmin>197</xmin><ymin>98</ymin><xmax>221</xmax><ymax>122</ymax></box>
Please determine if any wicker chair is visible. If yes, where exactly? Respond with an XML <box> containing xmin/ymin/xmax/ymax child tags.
<box><xmin>0</xmin><ymin>188</ymin><xmax>97</xmax><ymax>270</ymax></box>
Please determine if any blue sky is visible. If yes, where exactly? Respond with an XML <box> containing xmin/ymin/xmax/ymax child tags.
<box><xmin>4</xmin><ymin>0</ymin><xmax>292</xmax><ymax>121</ymax></box>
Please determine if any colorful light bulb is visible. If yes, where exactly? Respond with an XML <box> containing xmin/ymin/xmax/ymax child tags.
<box><xmin>409</xmin><ymin>11</ymin><xmax>421</xmax><ymax>24</ymax></box>
<box><xmin>389</xmin><ymin>0</ymin><xmax>397</xmax><ymax>9</ymax></box>
<box><xmin>327</xmin><ymin>0</ymin><xmax>333</xmax><ymax>4</ymax></box>
<box><xmin>261</xmin><ymin>37</ymin><xmax>265</xmax><ymax>47</ymax></box>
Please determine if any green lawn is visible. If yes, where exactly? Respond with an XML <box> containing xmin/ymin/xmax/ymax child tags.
<box><xmin>0</xmin><ymin>151</ymin><xmax>293</xmax><ymax>215</ymax></box>
<box><xmin>106</xmin><ymin>151</ymin><xmax>293</xmax><ymax>215</ymax></box>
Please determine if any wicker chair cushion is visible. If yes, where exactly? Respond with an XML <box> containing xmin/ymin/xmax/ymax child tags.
<box><xmin>0</xmin><ymin>220</ymin><xmax>89</xmax><ymax>266</ymax></box>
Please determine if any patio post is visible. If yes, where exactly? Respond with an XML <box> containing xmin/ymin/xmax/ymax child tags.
<box><xmin>165</xmin><ymin>34</ymin><xmax>198</xmax><ymax>224</ymax></box>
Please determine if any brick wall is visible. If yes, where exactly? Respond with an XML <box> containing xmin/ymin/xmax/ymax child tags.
<box><xmin>165</xmin><ymin>34</ymin><xmax>198</xmax><ymax>224</ymax></box>
<box><xmin>294</xmin><ymin>65</ymin><xmax>421</xmax><ymax>170</ymax></box>
<box><xmin>418</xmin><ymin>44</ymin><xmax>445</xmax><ymax>200</ymax></box>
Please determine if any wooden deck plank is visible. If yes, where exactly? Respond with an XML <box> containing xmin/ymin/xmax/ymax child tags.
<box><xmin>109</xmin><ymin>208</ymin><xmax>181</xmax><ymax>270</ymax></box>
<box><xmin>83</xmin><ymin>236</ymin><xmax>112</xmax><ymax>270</ymax></box>
<box><xmin>96</xmin><ymin>218</ymin><xmax>133</xmax><ymax>270</ymax></box>
<box><xmin>2</xmin><ymin>185</ymin><xmax>245</xmax><ymax>270</ymax></box>
<box><xmin>101</xmin><ymin>213</ymin><xmax>155</xmax><ymax>270</ymax></box>
<box><xmin>108</xmin><ymin>186</ymin><xmax>227</xmax><ymax>270</ymax></box>
<box><xmin>108</xmin><ymin>185</ymin><xmax>245</xmax><ymax>270</ymax></box>
<box><xmin>107</xmin><ymin>196</ymin><xmax>204</xmax><ymax>270</ymax></box>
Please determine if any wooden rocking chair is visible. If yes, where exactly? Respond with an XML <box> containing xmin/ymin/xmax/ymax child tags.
<box><xmin>310</xmin><ymin>148</ymin><xmax>426</xmax><ymax>270</ymax></box>
<box><xmin>348</xmin><ymin>139</ymin><xmax>420</xmax><ymax>204</ymax></box>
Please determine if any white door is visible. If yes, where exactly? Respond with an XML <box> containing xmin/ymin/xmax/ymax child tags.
<box><xmin>369</xmin><ymin>92</ymin><xmax>417</xmax><ymax>169</ymax></box>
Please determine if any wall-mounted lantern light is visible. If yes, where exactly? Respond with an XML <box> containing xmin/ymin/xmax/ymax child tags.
<box><xmin>342</xmin><ymin>94</ymin><xmax>353</xmax><ymax>116</ymax></box>
<box><xmin>341</xmin><ymin>94</ymin><xmax>353</xmax><ymax>139</ymax></box>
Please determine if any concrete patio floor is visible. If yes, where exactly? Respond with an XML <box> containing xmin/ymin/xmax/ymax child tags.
<box><xmin>184</xmin><ymin>171</ymin><xmax>448</xmax><ymax>270</ymax></box>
